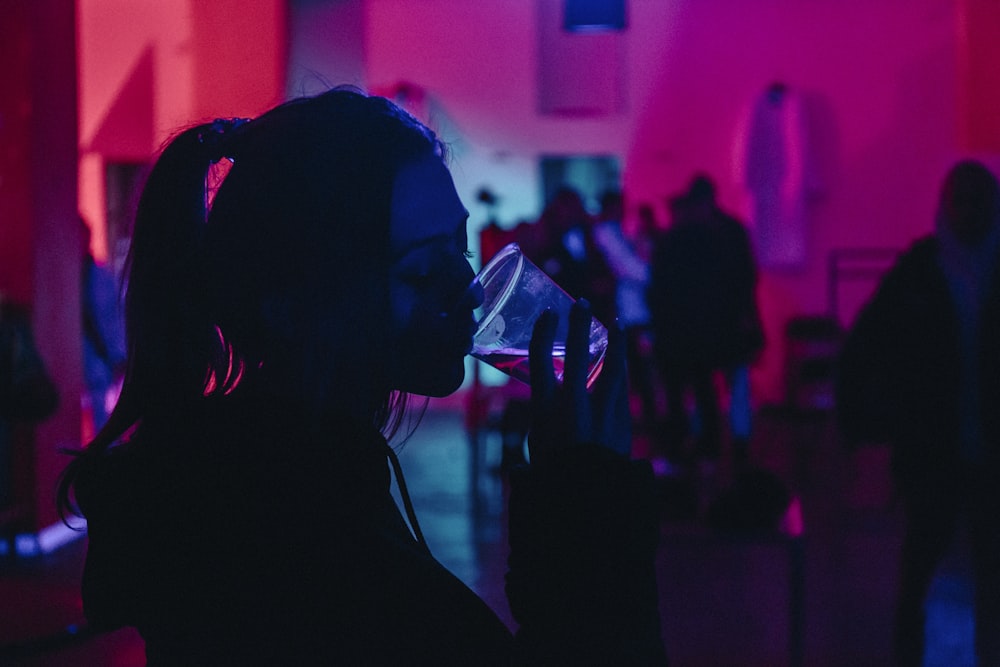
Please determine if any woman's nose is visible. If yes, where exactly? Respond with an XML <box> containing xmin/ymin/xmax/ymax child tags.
<box><xmin>457</xmin><ymin>276</ymin><xmax>485</xmax><ymax>312</ymax></box>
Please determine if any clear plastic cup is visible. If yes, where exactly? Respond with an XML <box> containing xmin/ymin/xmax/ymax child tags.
<box><xmin>470</xmin><ymin>242</ymin><xmax>607</xmax><ymax>388</ymax></box>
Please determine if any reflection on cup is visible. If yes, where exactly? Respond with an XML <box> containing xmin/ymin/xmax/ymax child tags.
<box><xmin>470</xmin><ymin>242</ymin><xmax>607</xmax><ymax>388</ymax></box>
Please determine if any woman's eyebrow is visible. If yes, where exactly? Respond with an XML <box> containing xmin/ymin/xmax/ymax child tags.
<box><xmin>397</xmin><ymin>233</ymin><xmax>450</xmax><ymax>258</ymax></box>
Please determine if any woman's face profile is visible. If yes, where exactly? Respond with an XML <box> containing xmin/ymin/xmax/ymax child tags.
<box><xmin>387</xmin><ymin>153</ymin><xmax>479</xmax><ymax>396</ymax></box>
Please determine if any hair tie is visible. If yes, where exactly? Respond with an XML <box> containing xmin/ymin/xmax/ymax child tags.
<box><xmin>198</xmin><ymin>117</ymin><xmax>251</xmax><ymax>164</ymax></box>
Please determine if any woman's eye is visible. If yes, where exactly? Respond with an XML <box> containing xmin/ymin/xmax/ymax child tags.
<box><xmin>402</xmin><ymin>271</ymin><xmax>434</xmax><ymax>285</ymax></box>
<box><xmin>396</xmin><ymin>244</ymin><xmax>471</xmax><ymax>286</ymax></box>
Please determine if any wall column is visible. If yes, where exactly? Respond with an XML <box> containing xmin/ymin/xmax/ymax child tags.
<box><xmin>0</xmin><ymin>0</ymin><xmax>82</xmax><ymax>543</ymax></box>
<box><xmin>957</xmin><ymin>0</ymin><xmax>1000</xmax><ymax>151</ymax></box>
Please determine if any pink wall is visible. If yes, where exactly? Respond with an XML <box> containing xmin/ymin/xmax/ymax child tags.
<box><xmin>31</xmin><ymin>0</ymin><xmax>83</xmax><ymax>531</ymax></box>
<box><xmin>0</xmin><ymin>2</ymin><xmax>36</xmax><ymax>304</ymax></box>
<box><xmin>78</xmin><ymin>0</ymin><xmax>287</xmax><ymax>261</ymax></box>
<box><xmin>0</xmin><ymin>0</ymin><xmax>83</xmax><ymax>533</ymax></box>
<box><xmin>287</xmin><ymin>0</ymin><xmax>367</xmax><ymax>97</ymax></box>
<box><xmin>301</xmin><ymin>0</ymin><xmax>994</xmax><ymax>403</ymax></box>
<box><xmin>957</xmin><ymin>0</ymin><xmax>1000</xmax><ymax>152</ymax></box>
<box><xmin>191</xmin><ymin>1</ymin><xmax>288</xmax><ymax>121</ymax></box>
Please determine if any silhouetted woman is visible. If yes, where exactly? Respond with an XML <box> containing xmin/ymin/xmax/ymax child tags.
<box><xmin>58</xmin><ymin>88</ymin><xmax>666</xmax><ymax>665</ymax></box>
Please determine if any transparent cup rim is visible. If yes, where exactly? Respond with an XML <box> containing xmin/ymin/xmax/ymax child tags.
<box><xmin>474</xmin><ymin>242</ymin><xmax>524</xmax><ymax>336</ymax></box>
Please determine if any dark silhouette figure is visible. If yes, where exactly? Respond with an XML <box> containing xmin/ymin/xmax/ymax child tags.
<box><xmin>530</xmin><ymin>186</ymin><xmax>616</xmax><ymax>327</ymax></box>
<box><xmin>635</xmin><ymin>203</ymin><xmax>661</xmax><ymax>258</ymax></box>
<box><xmin>837</xmin><ymin>159</ymin><xmax>1000</xmax><ymax>667</ymax></box>
<box><xmin>57</xmin><ymin>88</ymin><xmax>666</xmax><ymax>665</ymax></box>
<box><xmin>647</xmin><ymin>175</ymin><xmax>764</xmax><ymax>471</ymax></box>
<box><xmin>593</xmin><ymin>190</ymin><xmax>658</xmax><ymax>436</ymax></box>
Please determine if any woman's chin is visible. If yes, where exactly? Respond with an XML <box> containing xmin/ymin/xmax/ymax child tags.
<box><xmin>401</xmin><ymin>359</ymin><xmax>466</xmax><ymax>398</ymax></box>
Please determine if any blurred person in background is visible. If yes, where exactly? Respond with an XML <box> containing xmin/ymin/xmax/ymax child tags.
<box><xmin>593</xmin><ymin>190</ymin><xmax>657</xmax><ymax>439</ymax></box>
<box><xmin>648</xmin><ymin>174</ymin><xmax>764</xmax><ymax>476</ymax></box>
<box><xmin>837</xmin><ymin>159</ymin><xmax>1000</xmax><ymax>667</ymax></box>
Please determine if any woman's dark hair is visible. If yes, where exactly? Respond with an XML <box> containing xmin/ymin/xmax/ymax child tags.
<box><xmin>58</xmin><ymin>87</ymin><xmax>444</xmax><ymax>519</ymax></box>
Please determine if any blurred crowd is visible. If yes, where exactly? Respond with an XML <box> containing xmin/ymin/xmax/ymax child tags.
<box><xmin>479</xmin><ymin>173</ymin><xmax>764</xmax><ymax>486</ymax></box>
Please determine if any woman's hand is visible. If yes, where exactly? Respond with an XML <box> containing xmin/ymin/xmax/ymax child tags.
<box><xmin>508</xmin><ymin>301</ymin><xmax>667</xmax><ymax>665</ymax></box>
<box><xmin>527</xmin><ymin>299</ymin><xmax>632</xmax><ymax>463</ymax></box>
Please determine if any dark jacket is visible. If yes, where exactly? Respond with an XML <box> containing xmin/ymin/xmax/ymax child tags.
<box><xmin>647</xmin><ymin>211</ymin><xmax>763</xmax><ymax>373</ymax></box>
<box><xmin>75</xmin><ymin>392</ymin><xmax>667</xmax><ymax>665</ymax></box>
<box><xmin>835</xmin><ymin>236</ymin><xmax>1000</xmax><ymax>493</ymax></box>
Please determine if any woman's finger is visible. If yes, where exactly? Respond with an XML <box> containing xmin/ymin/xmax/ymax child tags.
<box><xmin>529</xmin><ymin>308</ymin><xmax>558</xmax><ymax>406</ymax></box>
<box><xmin>564</xmin><ymin>300</ymin><xmax>594</xmax><ymax>442</ymax></box>
<box><xmin>563</xmin><ymin>299</ymin><xmax>592</xmax><ymax>392</ymax></box>
<box><xmin>528</xmin><ymin>309</ymin><xmax>559</xmax><ymax>463</ymax></box>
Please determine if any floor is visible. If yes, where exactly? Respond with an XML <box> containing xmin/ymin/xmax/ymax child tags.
<box><xmin>0</xmin><ymin>398</ymin><xmax>978</xmax><ymax>666</ymax></box>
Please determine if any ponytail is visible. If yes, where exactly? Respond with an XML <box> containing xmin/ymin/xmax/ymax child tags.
<box><xmin>58</xmin><ymin>89</ymin><xmax>445</xmax><ymax>521</ymax></box>
<box><xmin>58</xmin><ymin>119</ymin><xmax>249</xmax><ymax>520</ymax></box>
